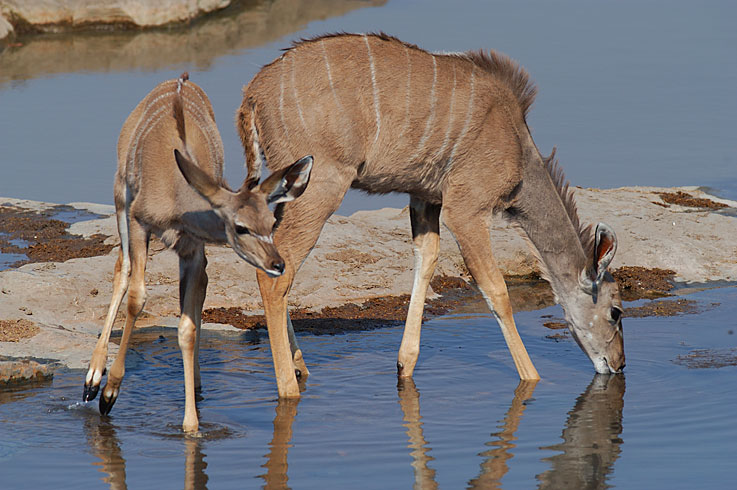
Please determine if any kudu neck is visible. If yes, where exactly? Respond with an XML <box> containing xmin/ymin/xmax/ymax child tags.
<box><xmin>508</xmin><ymin>148</ymin><xmax>588</xmax><ymax>300</ymax></box>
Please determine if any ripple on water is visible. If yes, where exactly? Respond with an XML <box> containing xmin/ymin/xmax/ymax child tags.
<box><xmin>0</xmin><ymin>288</ymin><xmax>735</xmax><ymax>489</ymax></box>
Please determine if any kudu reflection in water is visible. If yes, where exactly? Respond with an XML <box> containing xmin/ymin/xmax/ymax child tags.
<box><xmin>83</xmin><ymin>416</ymin><xmax>209</xmax><ymax>490</ymax></box>
<box><xmin>260</xmin><ymin>398</ymin><xmax>301</xmax><ymax>489</ymax></box>
<box><xmin>397</xmin><ymin>374</ymin><xmax>624</xmax><ymax>488</ymax></box>
<box><xmin>82</xmin><ymin>400</ymin><xmax>303</xmax><ymax>490</ymax></box>
<box><xmin>537</xmin><ymin>374</ymin><xmax>625</xmax><ymax>490</ymax></box>
<box><xmin>467</xmin><ymin>380</ymin><xmax>538</xmax><ymax>489</ymax></box>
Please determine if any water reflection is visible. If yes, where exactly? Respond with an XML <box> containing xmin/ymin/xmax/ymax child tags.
<box><xmin>397</xmin><ymin>378</ymin><xmax>438</xmax><ymax>490</ymax></box>
<box><xmin>537</xmin><ymin>374</ymin><xmax>626</xmax><ymax>490</ymax></box>
<box><xmin>83</xmin><ymin>416</ymin><xmax>127</xmax><ymax>489</ymax></box>
<box><xmin>82</xmin><ymin>414</ymin><xmax>209</xmax><ymax>490</ymax></box>
<box><xmin>467</xmin><ymin>380</ymin><xmax>538</xmax><ymax>489</ymax></box>
<box><xmin>259</xmin><ymin>398</ymin><xmax>300</xmax><ymax>489</ymax></box>
<box><xmin>184</xmin><ymin>437</ymin><xmax>209</xmax><ymax>490</ymax></box>
<box><xmin>0</xmin><ymin>0</ymin><xmax>385</xmax><ymax>87</ymax></box>
<box><xmin>79</xmin><ymin>372</ymin><xmax>624</xmax><ymax>489</ymax></box>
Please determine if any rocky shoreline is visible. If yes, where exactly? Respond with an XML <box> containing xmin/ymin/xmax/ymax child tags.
<box><xmin>1</xmin><ymin>186</ymin><xmax>736</xmax><ymax>381</ymax></box>
<box><xmin>0</xmin><ymin>0</ymin><xmax>233</xmax><ymax>40</ymax></box>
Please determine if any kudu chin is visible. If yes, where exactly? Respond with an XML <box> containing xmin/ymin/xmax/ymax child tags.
<box><xmin>82</xmin><ymin>73</ymin><xmax>312</xmax><ymax>432</ymax></box>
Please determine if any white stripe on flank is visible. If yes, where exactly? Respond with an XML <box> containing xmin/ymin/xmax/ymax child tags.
<box><xmin>397</xmin><ymin>44</ymin><xmax>413</xmax><ymax>142</ymax></box>
<box><xmin>436</xmin><ymin>64</ymin><xmax>457</xmax><ymax>160</ymax></box>
<box><xmin>291</xmin><ymin>55</ymin><xmax>308</xmax><ymax>132</ymax></box>
<box><xmin>409</xmin><ymin>55</ymin><xmax>438</xmax><ymax>163</ymax></box>
<box><xmin>364</xmin><ymin>35</ymin><xmax>382</xmax><ymax>144</ymax></box>
<box><xmin>279</xmin><ymin>60</ymin><xmax>289</xmax><ymax>138</ymax></box>
<box><xmin>250</xmin><ymin>115</ymin><xmax>265</xmax><ymax>171</ymax></box>
<box><xmin>446</xmin><ymin>67</ymin><xmax>476</xmax><ymax>173</ymax></box>
<box><xmin>321</xmin><ymin>40</ymin><xmax>343</xmax><ymax>112</ymax></box>
<box><xmin>182</xmin><ymin>97</ymin><xmax>222</xmax><ymax>168</ymax></box>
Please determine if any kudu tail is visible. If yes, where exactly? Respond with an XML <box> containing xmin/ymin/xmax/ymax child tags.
<box><xmin>236</xmin><ymin>98</ymin><xmax>262</xmax><ymax>189</ymax></box>
<box><xmin>172</xmin><ymin>72</ymin><xmax>190</xmax><ymax>152</ymax></box>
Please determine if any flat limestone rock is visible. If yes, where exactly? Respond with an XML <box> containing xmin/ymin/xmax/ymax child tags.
<box><xmin>0</xmin><ymin>186</ymin><xmax>735</xmax><ymax>369</ymax></box>
<box><xmin>0</xmin><ymin>0</ymin><xmax>231</xmax><ymax>38</ymax></box>
<box><xmin>0</xmin><ymin>358</ymin><xmax>53</xmax><ymax>384</ymax></box>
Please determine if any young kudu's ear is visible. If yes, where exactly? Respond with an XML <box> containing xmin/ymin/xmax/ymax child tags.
<box><xmin>174</xmin><ymin>149</ymin><xmax>226</xmax><ymax>206</ymax></box>
<box><xmin>258</xmin><ymin>155</ymin><xmax>313</xmax><ymax>205</ymax></box>
<box><xmin>592</xmin><ymin>222</ymin><xmax>617</xmax><ymax>282</ymax></box>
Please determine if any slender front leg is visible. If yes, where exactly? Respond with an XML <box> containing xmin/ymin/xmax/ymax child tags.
<box><xmin>259</xmin><ymin>160</ymin><xmax>355</xmax><ymax>397</ymax></box>
<box><xmin>178</xmin><ymin>244</ymin><xmax>208</xmax><ymax>433</ymax></box>
<box><xmin>397</xmin><ymin>198</ymin><xmax>442</xmax><ymax>377</ymax></box>
<box><xmin>259</xmin><ymin>269</ymin><xmax>301</xmax><ymax>398</ymax></box>
<box><xmin>84</xmin><ymin>209</ymin><xmax>132</xmax><ymax>402</ymax></box>
<box><xmin>442</xmin><ymin>211</ymin><xmax>539</xmax><ymax>381</ymax></box>
<box><xmin>99</xmin><ymin>219</ymin><xmax>150</xmax><ymax>413</ymax></box>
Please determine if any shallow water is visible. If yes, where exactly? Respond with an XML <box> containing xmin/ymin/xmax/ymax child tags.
<box><xmin>1</xmin><ymin>1</ymin><xmax>736</xmax><ymax>488</ymax></box>
<box><xmin>1</xmin><ymin>286</ymin><xmax>735</xmax><ymax>489</ymax></box>
<box><xmin>0</xmin><ymin>0</ymin><xmax>736</xmax><ymax>214</ymax></box>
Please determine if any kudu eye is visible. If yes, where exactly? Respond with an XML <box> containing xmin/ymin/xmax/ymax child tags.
<box><xmin>610</xmin><ymin>307</ymin><xmax>622</xmax><ymax>323</ymax></box>
<box><xmin>235</xmin><ymin>224</ymin><xmax>251</xmax><ymax>236</ymax></box>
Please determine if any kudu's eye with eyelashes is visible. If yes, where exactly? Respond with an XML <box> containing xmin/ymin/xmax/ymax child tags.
<box><xmin>234</xmin><ymin>224</ymin><xmax>250</xmax><ymax>236</ymax></box>
<box><xmin>610</xmin><ymin>307</ymin><xmax>622</xmax><ymax>323</ymax></box>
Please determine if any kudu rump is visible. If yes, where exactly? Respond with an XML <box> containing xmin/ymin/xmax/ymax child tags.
<box><xmin>239</xmin><ymin>33</ymin><xmax>624</xmax><ymax>398</ymax></box>
<box><xmin>82</xmin><ymin>74</ymin><xmax>312</xmax><ymax>432</ymax></box>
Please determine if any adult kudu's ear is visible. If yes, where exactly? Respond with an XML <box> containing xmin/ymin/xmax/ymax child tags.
<box><xmin>579</xmin><ymin>222</ymin><xmax>617</xmax><ymax>294</ymax></box>
<box><xmin>174</xmin><ymin>149</ymin><xmax>229</xmax><ymax>207</ymax></box>
<box><xmin>258</xmin><ymin>155</ymin><xmax>313</xmax><ymax>205</ymax></box>
<box><xmin>591</xmin><ymin>222</ymin><xmax>617</xmax><ymax>283</ymax></box>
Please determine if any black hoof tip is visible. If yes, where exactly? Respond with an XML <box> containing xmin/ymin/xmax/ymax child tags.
<box><xmin>295</xmin><ymin>369</ymin><xmax>302</xmax><ymax>379</ymax></box>
<box><xmin>83</xmin><ymin>384</ymin><xmax>99</xmax><ymax>402</ymax></box>
<box><xmin>397</xmin><ymin>361</ymin><xmax>404</xmax><ymax>374</ymax></box>
<box><xmin>99</xmin><ymin>394</ymin><xmax>117</xmax><ymax>416</ymax></box>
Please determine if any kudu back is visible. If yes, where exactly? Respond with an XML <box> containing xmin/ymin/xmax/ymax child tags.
<box><xmin>82</xmin><ymin>73</ymin><xmax>313</xmax><ymax>432</ymax></box>
<box><xmin>237</xmin><ymin>33</ymin><xmax>624</xmax><ymax>398</ymax></box>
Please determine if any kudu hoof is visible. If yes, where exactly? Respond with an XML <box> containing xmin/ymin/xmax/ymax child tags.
<box><xmin>99</xmin><ymin>391</ymin><xmax>118</xmax><ymax>416</ymax></box>
<box><xmin>83</xmin><ymin>383</ymin><xmax>99</xmax><ymax>402</ymax></box>
<box><xmin>396</xmin><ymin>361</ymin><xmax>404</xmax><ymax>375</ymax></box>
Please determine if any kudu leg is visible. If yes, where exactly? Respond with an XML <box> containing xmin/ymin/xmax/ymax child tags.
<box><xmin>397</xmin><ymin>198</ymin><xmax>442</xmax><ymax>377</ymax></box>
<box><xmin>442</xmin><ymin>211</ymin><xmax>540</xmax><ymax>380</ymax></box>
<box><xmin>258</xmin><ymin>162</ymin><xmax>355</xmax><ymax>397</ymax></box>
<box><xmin>99</xmin><ymin>220</ymin><xmax>150</xmax><ymax>414</ymax></box>
<box><xmin>286</xmin><ymin>312</ymin><xmax>307</xmax><ymax>378</ymax></box>
<box><xmin>177</xmin><ymin>245</ymin><xmax>208</xmax><ymax>433</ymax></box>
<box><xmin>182</xmin><ymin>251</ymin><xmax>208</xmax><ymax>391</ymax></box>
<box><xmin>84</xmin><ymin>210</ymin><xmax>132</xmax><ymax>402</ymax></box>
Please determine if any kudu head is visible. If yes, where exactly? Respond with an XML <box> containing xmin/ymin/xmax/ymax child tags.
<box><xmin>563</xmin><ymin>223</ymin><xmax>625</xmax><ymax>374</ymax></box>
<box><xmin>174</xmin><ymin>149</ymin><xmax>313</xmax><ymax>277</ymax></box>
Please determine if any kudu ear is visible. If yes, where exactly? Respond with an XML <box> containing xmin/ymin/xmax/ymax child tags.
<box><xmin>174</xmin><ymin>149</ymin><xmax>227</xmax><ymax>207</ymax></box>
<box><xmin>257</xmin><ymin>155</ymin><xmax>313</xmax><ymax>205</ymax></box>
<box><xmin>591</xmin><ymin>223</ymin><xmax>617</xmax><ymax>281</ymax></box>
<box><xmin>580</xmin><ymin>223</ymin><xmax>618</xmax><ymax>294</ymax></box>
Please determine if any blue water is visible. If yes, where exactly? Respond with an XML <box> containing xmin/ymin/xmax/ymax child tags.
<box><xmin>0</xmin><ymin>286</ymin><xmax>735</xmax><ymax>489</ymax></box>
<box><xmin>0</xmin><ymin>0</ymin><xmax>735</xmax><ymax>214</ymax></box>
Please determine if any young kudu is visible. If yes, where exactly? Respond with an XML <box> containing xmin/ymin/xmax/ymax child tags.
<box><xmin>237</xmin><ymin>33</ymin><xmax>625</xmax><ymax>399</ymax></box>
<box><xmin>82</xmin><ymin>74</ymin><xmax>313</xmax><ymax>432</ymax></box>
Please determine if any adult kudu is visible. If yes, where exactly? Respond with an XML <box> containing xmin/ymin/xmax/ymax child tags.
<box><xmin>237</xmin><ymin>33</ymin><xmax>625</xmax><ymax>399</ymax></box>
<box><xmin>82</xmin><ymin>74</ymin><xmax>313</xmax><ymax>432</ymax></box>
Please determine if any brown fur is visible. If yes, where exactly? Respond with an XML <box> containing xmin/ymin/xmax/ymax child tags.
<box><xmin>237</xmin><ymin>33</ymin><xmax>623</xmax><ymax>397</ymax></box>
<box><xmin>85</xmin><ymin>74</ymin><xmax>313</xmax><ymax>432</ymax></box>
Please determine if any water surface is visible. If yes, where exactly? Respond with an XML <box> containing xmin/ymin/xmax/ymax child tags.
<box><xmin>1</xmin><ymin>286</ymin><xmax>735</xmax><ymax>489</ymax></box>
<box><xmin>0</xmin><ymin>0</ymin><xmax>735</xmax><ymax>213</ymax></box>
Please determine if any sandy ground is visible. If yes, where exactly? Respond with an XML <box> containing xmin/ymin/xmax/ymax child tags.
<box><xmin>0</xmin><ymin>185</ymin><xmax>735</xmax><ymax>377</ymax></box>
